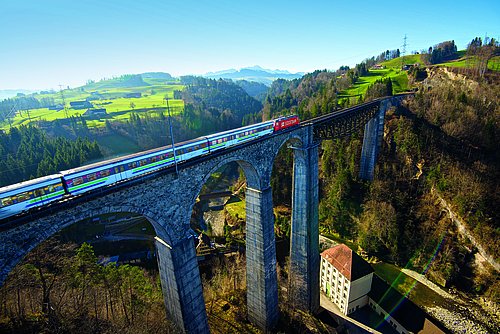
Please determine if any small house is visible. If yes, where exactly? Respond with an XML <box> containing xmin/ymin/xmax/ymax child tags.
<box><xmin>84</xmin><ymin>108</ymin><xmax>107</xmax><ymax>116</ymax></box>
<box><xmin>125</xmin><ymin>92</ymin><xmax>141</xmax><ymax>98</ymax></box>
<box><xmin>70</xmin><ymin>100</ymin><xmax>93</xmax><ymax>109</ymax></box>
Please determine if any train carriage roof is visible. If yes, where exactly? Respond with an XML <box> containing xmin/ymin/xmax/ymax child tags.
<box><xmin>206</xmin><ymin>120</ymin><xmax>274</xmax><ymax>139</ymax></box>
<box><xmin>0</xmin><ymin>174</ymin><xmax>63</xmax><ymax>195</ymax></box>
<box><xmin>59</xmin><ymin>136</ymin><xmax>209</xmax><ymax>176</ymax></box>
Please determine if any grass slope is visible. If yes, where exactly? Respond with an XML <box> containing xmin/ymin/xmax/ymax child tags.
<box><xmin>372</xmin><ymin>262</ymin><xmax>447</xmax><ymax>308</ymax></box>
<box><xmin>380</xmin><ymin>51</ymin><xmax>500</xmax><ymax>72</ymax></box>
<box><xmin>338</xmin><ymin>68</ymin><xmax>410</xmax><ymax>99</ymax></box>
<box><xmin>380</xmin><ymin>54</ymin><xmax>423</xmax><ymax>69</ymax></box>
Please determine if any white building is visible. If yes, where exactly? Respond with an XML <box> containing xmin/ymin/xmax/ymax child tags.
<box><xmin>321</xmin><ymin>244</ymin><xmax>446</xmax><ymax>334</ymax></box>
<box><xmin>320</xmin><ymin>244</ymin><xmax>374</xmax><ymax>315</ymax></box>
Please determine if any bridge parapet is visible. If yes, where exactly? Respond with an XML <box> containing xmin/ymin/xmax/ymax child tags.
<box><xmin>311</xmin><ymin>94</ymin><xmax>411</xmax><ymax>141</ymax></box>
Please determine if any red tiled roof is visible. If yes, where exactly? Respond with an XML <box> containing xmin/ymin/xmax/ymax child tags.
<box><xmin>321</xmin><ymin>244</ymin><xmax>373</xmax><ymax>281</ymax></box>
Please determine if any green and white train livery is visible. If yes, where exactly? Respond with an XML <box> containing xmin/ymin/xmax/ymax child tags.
<box><xmin>0</xmin><ymin>116</ymin><xmax>299</xmax><ymax>222</ymax></box>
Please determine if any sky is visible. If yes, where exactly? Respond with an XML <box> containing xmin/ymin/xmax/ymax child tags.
<box><xmin>0</xmin><ymin>0</ymin><xmax>499</xmax><ymax>90</ymax></box>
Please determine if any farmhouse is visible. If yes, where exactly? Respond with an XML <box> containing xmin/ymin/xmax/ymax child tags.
<box><xmin>70</xmin><ymin>100</ymin><xmax>93</xmax><ymax>109</ymax></box>
<box><xmin>83</xmin><ymin>108</ymin><xmax>107</xmax><ymax>116</ymax></box>
<box><xmin>48</xmin><ymin>104</ymin><xmax>64</xmax><ymax>111</ymax></box>
<box><xmin>125</xmin><ymin>92</ymin><xmax>141</xmax><ymax>98</ymax></box>
<box><xmin>320</xmin><ymin>244</ymin><xmax>446</xmax><ymax>334</ymax></box>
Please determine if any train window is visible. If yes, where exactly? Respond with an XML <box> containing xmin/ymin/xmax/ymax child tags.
<box><xmin>120</xmin><ymin>165</ymin><xmax>125</xmax><ymax>172</ymax></box>
<box><xmin>54</xmin><ymin>183</ymin><xmax>63</xmax><ymax>191</ymax></box>
<box><xmin>45</xmin><ymin>186</ymin><xmax>55</xmax><ymax>194</ymax></box>
<box><xmin>18</xmin><ymin>192</ymin><xmax>31</xmax><ymax>202</ymax></box>
<box><xmin>35</xmin><ymin>188</ymin><xmax>45</xmax><ymax>196</ymax></box>
<box><xmin>2</xmin><ymin>197</ymin><xmax>13</xmax><ymax>206</ymax></box>
<box><xmin>87</xmin><ymin>173</ymin><xmax>96</xmax><ymax>181</ymax></box>
<box><xmin>14</xmin><ymin>194</ymin><xmax>25</xmax><ymax>202</ymax></box>
<box><xmin>101</xmin><ymin>169</ymin><xmax>111</xmax><ymax>177</ymax></box>
<box><xmin>73</xmin><ymin>177</ymin><xmax>83</xmax><ymax>186</ymax></box>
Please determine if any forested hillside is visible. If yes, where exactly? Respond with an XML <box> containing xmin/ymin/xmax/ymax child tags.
<box><xmin>268</xmin><ymin>62</ymin><xmax>498</xmax><ymax>315</ymax></box>
<box><xmin>0</xmin><ymin>126</ymin><xmax>101</xmax><ymax>187</ymax></box>
<box><xmin>179</xmin><ymin>76</ymin><xmax>263</xmax><ymax>131</ymax></box>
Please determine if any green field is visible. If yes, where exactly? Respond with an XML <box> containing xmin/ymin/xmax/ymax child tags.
<box><xmin>372</xmin><ymin>262</ymin><xmax>447</xmax><ymax>308</ymax></box>
<box><xmin>379</xmin><ymin>52</ymin><xmax>500</xmax><ymax>72</ymax></box>
<box><xmin>338</xmin><ymin>68</ymin><xmax>409</xmax><ymax>99</ymax></box>
<box><xmin>1</xmin><ymin>84</ymin><xmax>184</xmax><ymax>130</ymax></box>
<box><xmin>225</xmin><ymin>196</ymin><xmax>246</xmax><ymax>220</ymax></box>
<box><xmin>437</xmin><ymin>55</ymin><xmax>500</xmax><ymax>71</ymax></box>
<box><xmin>379</xmin><ymin>54</ymin><xmax>424</xmax><ymax>69</ymax></box>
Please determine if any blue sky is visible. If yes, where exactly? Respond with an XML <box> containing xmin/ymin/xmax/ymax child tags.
<box><xmin>1</xmin><ymin>0</ymin><xmax>498</xmax><ymax>90</ymax></box>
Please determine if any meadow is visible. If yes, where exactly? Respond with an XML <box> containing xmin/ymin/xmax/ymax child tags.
<box><xmin>338</xmin><ymin>68</ymin><xmax>409</xmax><ymax>100</ymax></box>
<box><xmin>0</xmin><ymin>84</ymin><xmax>184</xmax><ymax>130</ymax></box>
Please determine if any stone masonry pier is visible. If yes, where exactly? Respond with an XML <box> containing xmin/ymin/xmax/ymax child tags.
<box><xmin>0</xmin><ymin>95</ymin><xmax>408</xmax><ymax>332</ymax></box>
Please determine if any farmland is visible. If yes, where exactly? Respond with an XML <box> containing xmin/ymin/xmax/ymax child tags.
<box><xmin>0</xmin><ymin>82</ymin><xmax>184</xmax><ymax>130</ymax></box>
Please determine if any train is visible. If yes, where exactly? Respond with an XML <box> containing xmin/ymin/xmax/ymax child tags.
<box><xmin>0</xmin><ymin>115</ymin><xmax>300</xmax><ymax>221</ymax></box>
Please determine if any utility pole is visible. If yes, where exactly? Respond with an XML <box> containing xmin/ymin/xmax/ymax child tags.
<box><xmin>165</xmin><ymin>96</ymin><xmax>179</xmax><ymax>176</ymax></box>
<box><xmin>7</xmin><ymin>105</ymin><xmax>16</xmax><ymax>129</ymax></box>
<box><xmin>58</xmin><ymin>84</ymin><xmax>69</xmax><ymax>118</ymax></box>
<box><xmin>402</xmin><ymin>34</ymin><xmax>407</xmax><ymax>69</ymax></box>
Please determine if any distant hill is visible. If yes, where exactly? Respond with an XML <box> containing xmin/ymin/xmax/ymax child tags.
<box><xmin>0</xmin><ymin>89</ymin><xmax>37</xmax><ymax>101</ymax></box>
<box><xmin>235</xmin><ymin>80</ymin><xmax>269</xmax><ymax>101</ymax></box>
<box><xmin>204</xmin><ymin>65</ymin><xmax>304</xmax><ymax>86</ymax></box>
<box><xmin>83</xmin><ymin>74</ymin><xmax>150</xmax><ymax>90</ymax></box>
<box><xmin>141</xmin><ymin>72</ymin><xmax>172</xmax><ymax>80</ymax></box>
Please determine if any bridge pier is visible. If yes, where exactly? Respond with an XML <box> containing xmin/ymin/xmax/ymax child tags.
<box><xmin>245</xmin><ymin>186</ymin><xmax>279</xmax><ymax>331</ymax></box>
<box><xmin>155</xmin><ymin>235</ymin><xmax>209</xmax><ymax>334</ymax></box>
<box><xmin>359</xmin><ymin>100</ymin><xmax>388</xmax><ymax>180</ymax></box>
<box><xmin>289</xmin><ymin>143</ymin><xmax>320</xmax><ymax>313</ymax></box>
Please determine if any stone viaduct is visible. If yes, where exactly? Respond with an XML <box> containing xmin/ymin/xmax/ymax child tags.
<box><xmin>0</xmin><ymin>95</ymin><xmax>408</xmax><ymax>333</ymax></box>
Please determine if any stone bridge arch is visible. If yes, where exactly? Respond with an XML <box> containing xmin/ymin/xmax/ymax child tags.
<box><xmin>0</xmin><ymin>126</ymin><xmax>316</xmax><ymax>333</ymax></box>
<box><xmin>0</xmin><ymin>96</ymin><xmax>409</xmax><ymax>333</ymax></box>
